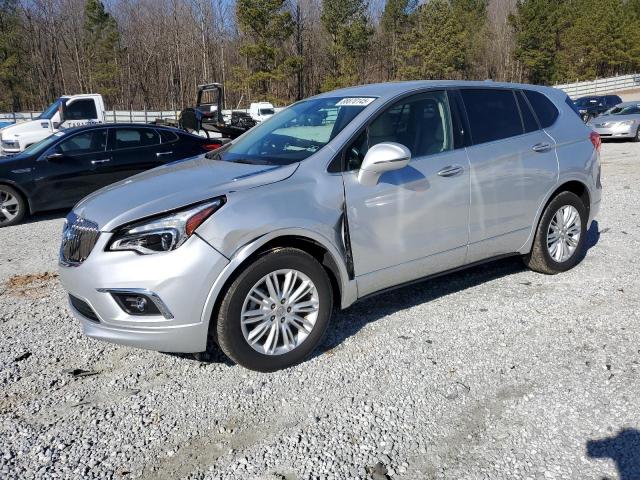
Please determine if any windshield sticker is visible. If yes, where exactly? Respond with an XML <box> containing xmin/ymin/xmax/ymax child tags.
<box><xmin>336</xmin><ymin>97</ymin><xmax>376</xmax><ymax>107</ymax></box>
<box><xmin>54</xmin><ymin>132</ymin><xmax>65</xmax><ymax>137</ymax></box>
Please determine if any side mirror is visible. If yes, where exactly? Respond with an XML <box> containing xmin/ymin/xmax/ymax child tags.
<box><xmin>357</xmin><ymin>142</ymin><xmax>411</xmax><ymax>186</ymax></box>
<box><xmin>46</xmin><ymin>152</ymin><xmax>65</xmax><ymax>162</ymax></box>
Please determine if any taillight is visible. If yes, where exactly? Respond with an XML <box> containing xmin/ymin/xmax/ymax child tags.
<box><xmin>590</xmin><ymin>131</ymin><xmax>601</xmax><ymax>152</ymax></box>
<box><xmin>203</xmin><ymin>143</ymin><xmax>222</xmax><ymax>151</ymax></box>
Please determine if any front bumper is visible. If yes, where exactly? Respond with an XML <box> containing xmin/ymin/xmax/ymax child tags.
<box><xmin>58</xmin><ymin>233</ymin><xmax>229</xmax><ymax>353</ymax></box>
<box><xmin>590</xmin><ymin>125</ymin><xmax>637</xmax><ymax>138</ymax></box>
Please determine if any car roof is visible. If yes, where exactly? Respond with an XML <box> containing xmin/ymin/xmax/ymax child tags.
<box><xmin>311</xmin><ymin>80</ymin><xmax>566</xmax><ymax>102</ymax></box>
<box><xmin>61</xmin><ymin>123</ymin><xmax>182</xmax><ymax>135</ymax></box>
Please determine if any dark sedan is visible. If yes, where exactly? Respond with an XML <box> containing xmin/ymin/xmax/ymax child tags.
<box><xmin>573</xmin><ymin>94</ymin><xmax>622</xmax><ymax>121</ymax></box>
<box><xmin>0</xmin><ymin>124</ymin><xmax>226</xmax><ymax>227</ymax></box>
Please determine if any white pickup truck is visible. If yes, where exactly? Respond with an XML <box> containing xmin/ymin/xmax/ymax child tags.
<box><xmin>0</xmin><ymin>94</ymin><xmax>105</xmax><ymax>154</ymax></box>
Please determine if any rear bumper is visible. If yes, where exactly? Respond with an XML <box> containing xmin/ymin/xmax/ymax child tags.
<box><xmin>59</xmin><ymin>233</ymin><xmax>229</xmax><ymax>353</ymax></box>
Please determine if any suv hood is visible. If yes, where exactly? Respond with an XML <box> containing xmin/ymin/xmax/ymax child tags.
<box><xmin>74</xmin><ymin>156</ymin><xmax>299</xmax><ymax>231</ymax></box>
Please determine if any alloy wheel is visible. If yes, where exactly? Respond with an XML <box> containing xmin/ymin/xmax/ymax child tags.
<box><xmin>546</xmin><ymin>205</ymin><xmax>582</xmax><ymax>263</ymax></box>
<box><xmin>240</xmin><ymin>269</ymin><xmax>320</xmax><ymax>356</ymax></box>
<box><xmin>0</xmin><ymin>189</ymin><xmax>20</xmax><ymax>225</ymax></box>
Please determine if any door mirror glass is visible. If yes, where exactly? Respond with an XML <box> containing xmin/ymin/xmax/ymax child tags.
<box><xmin>357</xmin><ymin>142</ymin><xmax>411</xmax><ymax>186</ymax></box>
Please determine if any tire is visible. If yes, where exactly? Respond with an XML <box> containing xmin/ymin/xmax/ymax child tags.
<box><xmin>0</xmin><ymin>184</ymin><xmax>27</xmax><ymax>227</ymax></box>
<box><xmin>632</xmin><ymin>126</ymin><xmax>640</xmax><ymax>143</ymax></box>
<box><xmin>215</xmin><ymin>248</ymin><xmax>333</xmax><ymax>372</ymax></box>
<box><xmin>523</xmin><ymin>191</ymin><xmax>588</xmax><ymax>275</ymax></box>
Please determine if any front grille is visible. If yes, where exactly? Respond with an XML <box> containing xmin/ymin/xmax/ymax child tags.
<box><xmin>69</xmin><ymin>295</ymin><xmax>100</xmax><ymax>322</ymax></box>
<box><xmin>59</xmin><ymin>212</ymin><xmax>100</xmax><ymax>266</ymax></box>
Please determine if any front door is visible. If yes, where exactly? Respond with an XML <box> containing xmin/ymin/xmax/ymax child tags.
<box><xmin>30</xmin><ymin>128</ymin><xmax>110</xmax><ymax>211</ymax></box>
<box><xmin>342</xmin><ymin>91</ymin><xmax>470</xmax><ymax>296</ymax></box>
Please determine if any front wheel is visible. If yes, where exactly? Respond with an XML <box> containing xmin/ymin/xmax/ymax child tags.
<box><xmin>0</xmin><ymin>185</ymin><xmax>26</xmax><ymax>227</ymax></box>
<box><xmin>523</xmin><ymin>191</ymin><xmax>588</xmax><ymax>274</ymax></box>
<box><xmin>632</xmin><ymin>126</ymin><xmax>640</xmax><ymax>143</ymax></box>
<box><xmin>215</xmin><ymin>248</ymin><xmax>333</xmax><ymax>372</ymax></box>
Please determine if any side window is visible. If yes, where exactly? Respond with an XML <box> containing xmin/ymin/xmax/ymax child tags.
<box><xmin>516</xmin><ymin>91</ymin><xmax>539</xmax><ymax>133</ymax></box>
<box><xmin>114</xmin><ymin>128</ymin><xmax>160</xmax><ymax>149</ymax></box>
<box><xmin>344</xmin><ymin>91</ymin><xmax>453</xmax><ymax>171</ymax></box>
<box><xmin>65</xmin><ymin>99</ymin><xmax>97</xmax><ymax>120</ymax></box>
<box><xmin>345</xmin><ymin>130</ymin><xmax>368</xmax><ymax>171</ymax></box>
<box><xmin>523</xmin><ymin>90</ymin><xmax>559</xmax><ymax>128</ymax></box>
<box><xmin>461</xmin><ymin>89</ymin><xmax>523</xmax><ymax>144</ymax></box>
<box><xmin>58</xmin><ymin>130</ymin><xmax>107</xmax><ymax>155</ymax></box>
<box><xmin>159</xmin><ymin>129</ymin><xmax>179</xmax><ymax>143</ymax></box>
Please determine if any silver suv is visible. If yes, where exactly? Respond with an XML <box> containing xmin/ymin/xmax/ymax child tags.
<box><xmin>59</xmin><ymin>81</ymin><xmax>602</xmax><ymax>371</ymax></box>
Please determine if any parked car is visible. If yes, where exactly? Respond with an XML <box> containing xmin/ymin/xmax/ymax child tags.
<box><xmin>0</xmin><ymin>94</ymin><xmax>105</xmax><ymax>154</ymax></box>
<box><xmin>573</xmin><ymin>94</ymin><xmax>622</xmax><ymax>122</ymax></box>
<box><xmin>58</xmin><ymin>81</ymin><xmax>601</xmax><ymax>372</ymax></box>
<box><xmin>587</xmin><ymin>102</ymin><xmax>640</xmax><ymax>141</ymax></box>
<box><xmin>0</xmin><ymin>124</ymin><xmax>226</xmax><ymax>227</ymax></box>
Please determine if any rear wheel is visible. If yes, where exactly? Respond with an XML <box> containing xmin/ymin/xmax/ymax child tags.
<box><xmin>0</xmin><ymin>185</ymin><xmax>26</xmax><ymax>227</ymax></box>
<box><xmin>215</xmin><ymin>248</ymin><xmax>333</xmax><ymax>372</ymax></box>
<box><xmin>523</xmin><ymin>191</ymin><xmax>587</xmax><ymax>274</ymax></box>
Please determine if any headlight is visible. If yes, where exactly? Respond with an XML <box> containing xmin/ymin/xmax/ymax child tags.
<box><xmin>614</xmin><ymin>120</ymin><xmax>634</xmax><ymax>126</ymax></box>
<box><xmin>108</xmin><ymin>197</ymin><xmax>225</xmax><ymax>254</ymax></box>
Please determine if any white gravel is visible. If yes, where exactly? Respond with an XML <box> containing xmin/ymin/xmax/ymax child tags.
<box><xmin>1</xmin><ymin>142</ymin><xmax>639</xmax><ymax>480</ymax></box>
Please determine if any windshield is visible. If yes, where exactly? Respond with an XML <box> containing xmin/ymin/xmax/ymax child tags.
<box><xmin>16</xmin><ymin>132</ymin><xmax>64</xmax><ymax>157</ymax></box>
<box><xmin>38</xmin><ymin>98</ymin><xmax>64</xmax><ymax>120</ymax></box>
<box><xmin>573</xmin><ymin>97</ymin><xmax>599</xmax><ymax>107</ymax></box>
<box><xmin>612</xmin><ymin>104</ymin><xmax>640</xmax><ymax>115</ymax></box>
<box><xmin>218</xmin><ymin>96</ymin><xmax>376</xmax><ymax>165</ymax></box>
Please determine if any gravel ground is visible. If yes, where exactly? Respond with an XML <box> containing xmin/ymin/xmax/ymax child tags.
<box><xmin>1</xmin><ymin>141</ymin><xmax>639</xmax><ymax>480</ymax></box>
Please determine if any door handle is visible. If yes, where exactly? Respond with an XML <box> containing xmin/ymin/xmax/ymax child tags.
<box><xmin>156</xmin><ymin>151</ymin><xmax>173</xmax><ymax>157</ymax></box>
<box><xmin>437</xmin><ymin>165</ymin><xmax>464</xmax><ymax>177</ymax></box>
<box><xmin>91</xmin><ymin>159</ymin><xmax>111</xmax><ymax>165</ymax></box>
<box><xmin>532</xmin><ymin>142</ymin><xmax>552</xmax><ymax>153</ymax></box>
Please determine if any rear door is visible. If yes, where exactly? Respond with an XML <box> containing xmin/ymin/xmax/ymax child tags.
<box><xmin>30</xmin><ymin>129</ymin><xmax>110</xmax><ymax>210</ymax></box>
<box><xmin>105</xmin><ymin>126</ymin><xmax>165</xmax><ymax>182</ymax></box>
<box><xmin>158</xmin><ymin>129</ymin><xmax>202</xmax><ymax>161</ymax></box>
<box><xmin>460</xmin><ymin>88</ymin><xmax>558</xmax><ymax>263</ymax></box>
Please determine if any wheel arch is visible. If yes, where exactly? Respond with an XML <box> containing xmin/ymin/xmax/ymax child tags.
<box><xmin>200</xmin><ymin>230</ymin><xmax>357</xmax><ymax>349</ymax></box>
<box><xmin>519</xmin><ymin>179</ymin><xmax>591</xmax><ymax>254</ymax></box>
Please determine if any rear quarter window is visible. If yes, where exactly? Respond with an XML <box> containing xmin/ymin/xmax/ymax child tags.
<box><xmin>159</xmin><ymin>129</ymin><xmax>180</xmax><ymax>143</ymax></box>
<box><xmin>524</xmin><ymin>90</ymin><xmax>559</xmax><ymax>128</ymax></box>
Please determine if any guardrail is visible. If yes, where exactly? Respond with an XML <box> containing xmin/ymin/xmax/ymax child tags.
<box><xmin>0</xmin><ymin>107</ymin><xmax>286</xmax><ymax>125</ymax></box>
<box><xmin>555</xmin><ymin>73</ymin><xmax>640</xmax><ymax>98</ymax></box>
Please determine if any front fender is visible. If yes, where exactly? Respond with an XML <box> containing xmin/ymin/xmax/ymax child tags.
<box><xmin>198</xmin><ymin>227</ymin><xmax>358</xmax><ymax>329</ymax></box>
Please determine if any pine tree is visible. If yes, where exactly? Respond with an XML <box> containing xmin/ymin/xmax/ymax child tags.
<box><xmin>0</xmin><ymin>0</ymin><xmax>24</xmax><ymax>111</ymax></box>
<box><xmin>84</xmin><ymin>0</ymin><xmax>120</xmax><ymax>100</ymax></box>
<box><xmin>556</xmin><ymin>0</ymin><xmax>636</xmax><ymax>80</ymax></box>
<box><xmin>321</xmin><ymin>0</ymin><xmax>373</xmax><ymax>91</ymax></box>
<box><xmin>235</xmin><ymin>0</ymin><xmax>298</xmax><ymax>103</ymax></box>
<box><xmin>399</xmin><ymin>0</ymin><xmax>468</xmax><ymax>80</ymax></box>
<box><xmin>380</xmin><ymin>0</ymin><xmax>417</xmax><ymax>80</ymax></box>
<box><xmin>510</xmin><ymin>0</ymin><xmax>566</xmax><ymax>85</ymax></box>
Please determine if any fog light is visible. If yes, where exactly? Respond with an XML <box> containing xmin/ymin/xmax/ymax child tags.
<box><xmin>113</xmin><ymin>293</ymin><xmax>161</xmax><ymax>316</ymax></box>
<box><xmin>97</xmin><ymin>288</ymin><xmax>174</xmax><ymax>319</ymax></box>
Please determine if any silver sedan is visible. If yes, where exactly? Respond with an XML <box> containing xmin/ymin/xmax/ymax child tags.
<box><xmin>588</xmin><ymin>102</ymin><xmax>640</xmax><ymax>141</ymax></box>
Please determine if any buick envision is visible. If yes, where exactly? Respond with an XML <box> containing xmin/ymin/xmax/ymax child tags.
<box><xmin>58</xmin><ymin>81</ymin><xmax>602</xmax><ymax>371</ymax></box>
